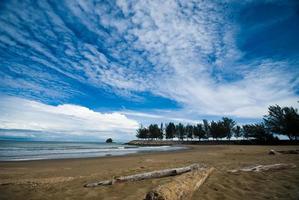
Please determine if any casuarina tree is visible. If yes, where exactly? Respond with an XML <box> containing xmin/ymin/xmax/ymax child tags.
<box><xmin>264</xmin><ymin>105</ymin><xmax>299</xmax><ymax>140</ymax></box>
<box><xmin>165</xmin><ymin>122</ymin><xmax>175</xmax><ymax>140</ymax></box>
<box><xmin>233</xmin><ymin>125</ymin><xmax>242</xmax><ymax>139</ymax></box>
<box><xmin>136</xmin><ymin>126</ymin><xmax>149</xmax><ymax>139</ymax></box>
<box><xmin>222</xmin><ymin>117</ymin><xmax>236</xmax><ymax>140</ymax></box>
<box><xmin>176</xmin><ymin>123</ymin><xmax>185</xmax><ymax>141</ymax></box>
<box><xmin>193</xmin><ymin>124</ymin><xmax>205</xmax><ymax>141</ymax></box>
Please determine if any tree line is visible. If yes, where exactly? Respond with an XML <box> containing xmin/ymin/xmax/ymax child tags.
<box><xmin>136</xmin><ymin>105</ymin><xmax>299</xmax><ymax>142</ymax></box>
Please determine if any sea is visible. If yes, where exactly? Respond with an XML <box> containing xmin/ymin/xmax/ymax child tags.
<box><xmin>0</xmin><ymin>140</ymin><xmax>185</xmax><ymax>161</ymax></box>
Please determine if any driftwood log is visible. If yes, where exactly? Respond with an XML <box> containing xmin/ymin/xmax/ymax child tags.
<box><xmin>145</xmin><ymin>167</ymin><xmax>214</xmax><ymax>200</ymax></box>
<box><xmin>84</xmin><ymin>164</ymin><xmax>200</xmax><ymax>187</ymax></box>
<box><xmin>269</xmin><ymin>149</ymin><xmax>299</xmax><ymax>155</ymax></box>
<box><xmin>228</xmin><ymin>163</ymin><xmax>296</xmax><ymax>173</ymax></box>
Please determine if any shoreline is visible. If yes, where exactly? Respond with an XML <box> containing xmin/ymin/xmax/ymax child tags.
<box><xmin>0</xmin><ymin>144</ymin><xmax>191</xmax><ymax>163</ymax></box>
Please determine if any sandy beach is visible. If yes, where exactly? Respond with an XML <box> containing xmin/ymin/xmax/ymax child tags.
<box><xmin>1</xmin><ymin>145</ymin><xmax>299</xmax><ymax>200</ymax></box>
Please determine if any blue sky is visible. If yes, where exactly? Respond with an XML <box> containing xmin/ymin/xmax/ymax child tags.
<box><xmin>0</xmin><ymin>0</ymin><xmax>298</xmax><ymax>141</ymax></box>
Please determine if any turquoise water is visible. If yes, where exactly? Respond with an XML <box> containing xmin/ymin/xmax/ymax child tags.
<box><xmin>0</xmin><ymin>140</ymin><xmax>184</xmax><ymax>161</ymax></box>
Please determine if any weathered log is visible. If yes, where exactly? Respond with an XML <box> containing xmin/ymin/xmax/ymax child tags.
<box><xmin>145</xmin><ymin>167</ymin><xmax>214</xmax><ymax>200</ymax></box>
<box><xmin>228</xmin><ymin>163</ymin><xmax>296</xmax><ymax>173</ymax></box>
<box><xmin>269</xmin><ymin>149</ymin><xmax>299</xmax><ymax>155</ymax></box>
<box><xmin>84</xmin><ymin>164</ymin><xmax>200</xmax><ymax>187</ymax></box>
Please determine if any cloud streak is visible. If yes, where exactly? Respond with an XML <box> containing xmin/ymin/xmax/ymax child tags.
<box><xmin>0</xmin><ymin>0</ymin><xmax>298</xmax><ymax>122</ymax></box>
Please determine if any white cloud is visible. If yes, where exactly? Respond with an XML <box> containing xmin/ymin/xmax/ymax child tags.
<box><xmin>121</xmin><ymin>110</ymin><xmax>199</xmax><ymax>124</ymax></box>
<box><xmin>1</xmin><ymin>0</ymin><xmax>298</xmax><ymax>120</ymax></box>
<box><xmin>0</xmin><ymin>96</ymin><xmax>139</xmax><ymax>140</ymax></box>
<box><xmin>111</xmin><ymin>0</ymin><xmax>299</xmax><ymax>118</ymax></box>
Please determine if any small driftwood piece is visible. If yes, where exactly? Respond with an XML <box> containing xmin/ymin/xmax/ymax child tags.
<box><xmin>268</xmin><ymin>149</ymin><xmax>279</xmax><ymax>155</ymax></box>
<box><xmin>84</xmin><ymin>164</ymin><xmax>200</xmax><ymax>187</ymax></box>
<box><xmin>228</xmin><ymin>163</ymin><xmax>296</xmax><ymax>173</ymax></box>
<box><xmin>269</xmin><ymin>149</ymin><xmax>299</xmax><ymax>155</ymax></box>
<box><xmin>145</xmin><ymin>167</ymin><xmax>214</xmax><ymax>200</ymax></box>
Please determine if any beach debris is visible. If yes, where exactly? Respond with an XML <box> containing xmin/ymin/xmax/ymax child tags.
<box><xmin>84</xmin><ymin>163</ymin><xmax>201</xmax><ymax>187</ymax></box>
<box><xmin>228</xmin><ymin>163</ymin><xmax>296</xmax><ymax>173</ymax></box>
<box><xmin>145</xmin><ymin>167</ymin><xmax>214</xmax><ymax>200</ymax></box>
<box><xmin>268</xmin><ymin>149</ymin><xmax>279</xmax><ymax>155</ymax></box>
<box><xmin>269</xmin><ymin>149</ymin><xmax>299</xmax><ymax>155</ymax></box>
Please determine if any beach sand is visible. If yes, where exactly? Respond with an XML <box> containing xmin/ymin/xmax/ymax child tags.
<box><xmin>0</xmin><ymin>145</ymin><xmax>299</xmax><ymax>200</ymax></box>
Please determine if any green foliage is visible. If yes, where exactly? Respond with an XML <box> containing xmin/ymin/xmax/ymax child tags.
<box><xmin>185</xmin><ymin>124</ymin><xmax>194</xmax><ymax>140</ymax></box>
<box><xmin>209</xmin><ymin>120</ymin><xmax>227</xmax><ymax>139</ymax></box>
<box><xmin>149</xmin><ymin>124</ymin><xmax>161</xmax><ymax>139</ymax></box>
<box><xmin>242</xmin><ymin>123</ymin><xmax>276</xmax><ymax>142</ymax></box>
<box><xmin>208</xmin><ymin>118</ymin><xmax>235</xmax><ymax>140</ymax></box>
<box><xmin>233</xmin><ymin>125</ymin><xmax>242</xmax><ymax>138</ymax></box>
<box><xmin>222</xmin><ymin>117</ymin><xmax>236</xmax><ymax>139</ymax></box>
<box><xmin>264</xmin><ymin>105</ymin><xmax>299</xmax><ymax>140</ymax></box>
<box><xmin>203</xmin><ymin>119</ymin><xmax>210</xmax><ymax>138</ymax></box>
<box><xmin>165</xmin><ymin>122</ymin><xmax>176</xmax><ymax>139</ymax></box>
<box><xmin>159</xmin><ymin>123</ymin><xmax>164</xmax><ymax>140</ymax></box>
<box><xmin>176</xmin><ymin>123</ymin><xmax>185</xmax><ymax>140</ymax></box>
<box><xmin>136</xmin><ymin>126</ymin><xmax>149</xmax><ymax>139</ymax></box>
<box><xmin>242</xmin><ymin>124</ymin><xmax>255</xmax><ymax>139</ymax></box>
<box><xmin>193</xmin><ymin>124</ymin><xmax>205</xmax><ymax>140</ymax></box>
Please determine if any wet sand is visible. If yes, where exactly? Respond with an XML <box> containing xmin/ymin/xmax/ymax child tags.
<box><xmin>0</xmin><ymin>145</ymin><xmax>299</xmax><ymax>200</ymax></box>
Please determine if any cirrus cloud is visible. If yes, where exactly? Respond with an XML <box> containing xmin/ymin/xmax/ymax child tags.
<box><xmin>0</xmin><ymin>0</ymin><xmax>298</xmax><ymax>127</ymax></box>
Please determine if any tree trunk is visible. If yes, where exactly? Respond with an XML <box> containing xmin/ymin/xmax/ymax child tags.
<box><xmin>145</xmin><ymin>167</ymin><xmax>214</xmax><ymax>200</ymax></box>
<box><xmin>84</xmin><ymin>164</ymin><xmax>201</xmax><ymax>187</ymax></box>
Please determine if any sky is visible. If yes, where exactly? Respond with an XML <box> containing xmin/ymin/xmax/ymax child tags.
<box><xmin>0</xmin><ymin>0</ymin><xmax>298</xmax><ymax>141</ymax></box>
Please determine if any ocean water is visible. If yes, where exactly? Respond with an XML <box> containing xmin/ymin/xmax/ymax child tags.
<box><xmin>0</xmin><ymin>140</ymin><xmax>185</xmax><ymax>161</ymax></box>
